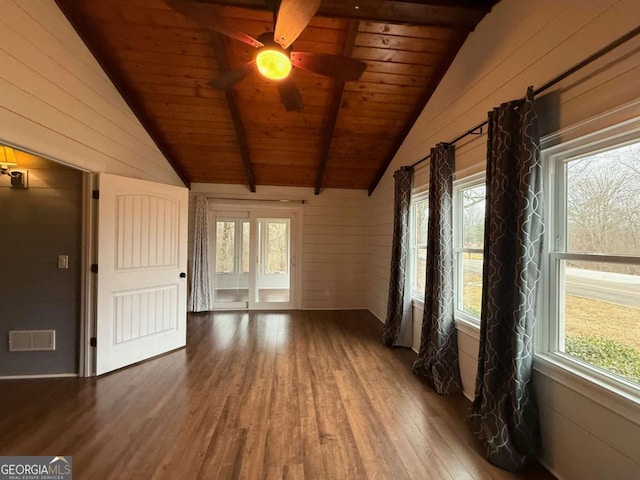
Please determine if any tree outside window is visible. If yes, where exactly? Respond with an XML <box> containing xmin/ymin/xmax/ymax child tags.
<box><xmin>557</xmin><ymin>141</ymin><xmax>640</xmax><ymax>385</ymax></box>
<box><xmin>412</xmin><ymin>197</ymin><xmax>428</xmax><ymax>297</ymax></box>
<box><xmin>455</xmin><ymin>182</ymin><xmax>485</xmax><ymax>320</ymax></box>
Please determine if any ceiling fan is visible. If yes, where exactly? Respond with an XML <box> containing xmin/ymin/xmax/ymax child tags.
<box><xmin>166</xmin><ymin>0</ymin><xmax>367</xmax><ymax>111</ymax></box>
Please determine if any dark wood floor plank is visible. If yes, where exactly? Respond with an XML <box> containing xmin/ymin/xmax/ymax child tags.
<box><xmin>0</xmin><ymin>310</ymin><xmax>554</xmax><ymax>480</ymax></box>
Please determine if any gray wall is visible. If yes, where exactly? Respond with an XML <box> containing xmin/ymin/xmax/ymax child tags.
<box><xmin>0</xmin><ymin>150</ymin><xmax>82</xmax><ymax>376</ymax></box>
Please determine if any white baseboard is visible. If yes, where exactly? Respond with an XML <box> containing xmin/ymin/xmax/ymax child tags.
<box><xmin>0</xmin><ymin>373</ymin><xmax>78</xmax><ymax>380</ymax></box>
<box><xmin>301</xmin><ymin>307</ymin><xmax>369</xmax><ymax>311</ymax></box>
<box><xmin>369</xmin><ymin>309</ymin><xmax>385</xmax><ymax>324</ymax></box>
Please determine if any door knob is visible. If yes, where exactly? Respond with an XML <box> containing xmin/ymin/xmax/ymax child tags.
<box><xmin>179</xmin><ymin>272</ymin><xmax>186</xmax><ymax>278</ymax></box>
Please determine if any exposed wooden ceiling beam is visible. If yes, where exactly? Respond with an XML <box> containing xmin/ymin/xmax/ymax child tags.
<box><xmin>210</xmin><ymin>33</ymin><xmax>257</xmax><ymax>192</ymax></box>
<box><xmin>55</xmin><ymin>0</ymin><xmax>191</xmax><ymax>187</ymax></box>
<box><xmin>190</xmin><ymin>0</ymin><xmax>492</xmax><ymax>29</ymax></box>
<box><xmin>314</xmin><ymin>20</ymin><xmax>360</xmax><ymax>195</ymax></box>
<box><xmin>367</xmin><ymin>30</ymin><xmax>468</xmax><ymax>196</ymax></box>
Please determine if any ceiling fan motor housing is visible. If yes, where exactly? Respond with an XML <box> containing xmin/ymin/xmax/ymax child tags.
<box><xmin>256</xmin><ymin>32</ymin><xmax>293</xmax><ymax>80</ymax></box>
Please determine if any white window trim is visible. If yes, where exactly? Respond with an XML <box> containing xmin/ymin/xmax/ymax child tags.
<box><xmin>539</xmin><ymin>115</ymin><xmax>640</xmax><ymax>421</ymax></box>
<box><xmin>411</xmin><ymin>189</ymin><xmax>429</xmax><ymax>302</ymax></box>
<box><xmin>453</xmin><ymin>171</ymin><xmax>486</xmax><ymax>326</ymax></box>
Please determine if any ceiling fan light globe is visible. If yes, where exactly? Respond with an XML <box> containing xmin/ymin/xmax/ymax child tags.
<box><xmin>256</xmin><ymin>49</ymin><xmax>292</xmax><ymax>80</ymax></box>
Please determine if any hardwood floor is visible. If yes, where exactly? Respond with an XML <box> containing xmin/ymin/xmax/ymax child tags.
<box><xmin>0</xmin><ymin>310</ymin><xmax>554</xmax><ymax>479</ymax></box>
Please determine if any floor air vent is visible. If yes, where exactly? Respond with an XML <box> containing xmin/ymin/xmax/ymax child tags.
<box><xmin>8</xmin><ymin>330</ymin><xmax>56</xmax><ymax>352</ymax></box>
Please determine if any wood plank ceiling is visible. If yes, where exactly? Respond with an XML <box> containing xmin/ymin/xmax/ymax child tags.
<box><xmin>56</xmin><ymin>0</ymin><xmax>498</xmax><ymax>193</ymax></box>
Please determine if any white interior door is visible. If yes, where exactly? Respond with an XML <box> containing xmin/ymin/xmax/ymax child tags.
<box><xmin>96</xmin><ymin>173</ymin><xmax>188</xmax><ymax>375</ymax></box>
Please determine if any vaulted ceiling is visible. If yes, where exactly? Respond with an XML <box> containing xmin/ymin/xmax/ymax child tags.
<box><xmin>56</xmin><ymin>0</ymin><xmax>498</xmax><ymax>193</ymax></box>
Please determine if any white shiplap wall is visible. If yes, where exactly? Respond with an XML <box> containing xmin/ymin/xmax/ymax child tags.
<box><xmin>368</xmin><ymin>0</ymin><xmax>640</xmax><ymax>479</ymax></box>
<box><xmin>367</xmin><ymin>163</ymin><xmax>430</xmax><ymax>323</ymax></box>
<box><xmin>190</xmin><ymin>184</ymin><xmax>369</xmax><ymax>310</ymax></box>
<box><xmin>0</xmin><ymin>0</ymin><xmax>182</xmax><ymax>186</ymax></box>
<box><xmin>367</xmin><ymin>172</ymin><xmax>394</xmax><ymax>321</ymax></box>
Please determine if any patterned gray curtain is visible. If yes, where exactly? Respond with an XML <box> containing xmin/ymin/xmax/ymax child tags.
<box><xmin>469</xmin><ymin>87</ymin><xmax>544</xmax><ymax>471</ymax></box>
<box><xmin>382</xmin><ymin>166</ymin><xmax>413</xmax><ymax>347</ymax></box>
<box><xmin>188</xmin><ymin>195</ymin><xmax>214</xmax><ymax>312</ymax></box>
<box><xmin>413</xmin><ymin>143</ymin><xmax>461</xmax><ymax>394</ymax></box>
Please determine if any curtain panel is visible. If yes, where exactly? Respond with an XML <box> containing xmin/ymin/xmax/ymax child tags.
<box><xmin>413</xmin><ymin>143</ymin><xmax>461</xmax><ymax>394</ymax></box>
<box><xmin>188</xmin><ymin>195</ymin><xmax>214</xmax><ymax>312</ymax></box>
<box><xmin>469</xmin><ymin>87</ymin><xmax>544</xmax><ymax>471</ymax></box>
<box><xmin>382</xmin><ymin>166</ymin><xmax>413</xmax><ymax>347</ymax></box>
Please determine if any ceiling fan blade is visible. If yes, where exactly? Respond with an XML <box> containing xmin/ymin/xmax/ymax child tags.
<box><xmin>165</xmin><ymin>0</ymin><xmax>263</xmax><ymax>48</ymax></box>
<box><xmin>291</xmin><ymin>52</ymin><xmax>367</xmax><ymax>81</ymax></box>
<box><xmin>274</xmin><ymin>0</ymin><xmax>321</xmax><ymax>50</ymax></box>
<box><xmin>277</xmin><ymin>79</ymin><xmax>303</xmax><ymax>111</ymax></box>
<box><xmin>208</xmin><ymin>61</ymin><xmax>256</xmax><ymax>90</ymax></box>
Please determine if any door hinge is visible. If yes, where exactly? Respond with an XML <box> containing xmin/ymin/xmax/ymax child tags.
<box><xmin>90</xmin><ymin>337</ymin><xmax>97</xmax><ymax>347</ymax></box>
<box><xmin>91</xmin><ymin>264</ymin><xmax>98</xmax><ymax>273</ymax></box>
<box><xmin>92</xmin><ymin>189</ymin><xmax>100</xmax><ymax>200</ymax></box>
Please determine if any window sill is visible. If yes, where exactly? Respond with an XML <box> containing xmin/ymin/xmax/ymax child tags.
<box><xmin>413</xmin><ymin>299</ymin><xmax>481</xmax><ymax>340</ymax></box>
<box><xmin>454</xmin><ymin>316</ymin><xmax>481</xmax><ymax>340</ymax></box>
<box><xmin>412</xmin><ymin>305</ymin><xmax>639</xmax><ymax>422</ymax></box>
<box><xmin>411</xmin><ymin>297</ymin><xmax>424</xmax><ymax>310</ymax></box>
<box><xmin>534</xmin><ymin>353</ymin><xmax>640</xmax><ymax>425</ymax></box>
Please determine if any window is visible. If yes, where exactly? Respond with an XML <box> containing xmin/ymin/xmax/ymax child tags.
<box><xmin>546</xmin><ymin>136</ymin><xmax>640</xmax><ymax>391</ymax></box>
<box><xmin>411</xmin><ymin>194</ymin><xmax>428</xmax><ymax>298</ymax></box>
<box><xmin>453</xmin><ymin>174</ymin><xmax>486</xmax><ymax>323</ymax></box>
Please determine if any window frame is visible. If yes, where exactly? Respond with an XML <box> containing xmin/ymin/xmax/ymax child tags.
<box><xmin>453</xmin><ymin>172</ymin><xmax>486</xmax><ymax>326</ymax></box>
<box><xmin>410</xmin><ymin>190</ymin><xmax>429</xmax><ymax>301</ymax></box>
<box><xmin>540</xmin><ymin>121</ymin><xmax>640</xmax><ymax>410</ymax></box>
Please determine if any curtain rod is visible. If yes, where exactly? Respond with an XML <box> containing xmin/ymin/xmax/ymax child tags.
<box><xmin>409</xmin><ymin>24</ymin><xmax>640</xmax><ymax>170</ymax></box>
<box><xmin>206</xmin><ymin>196</ymin><xmax>308</xmax><ymax>204</ymax></box>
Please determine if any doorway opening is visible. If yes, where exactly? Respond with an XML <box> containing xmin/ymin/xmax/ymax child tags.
<box><xmin>209</xmin><ymin>204</ymin><xmax>301</xmax><ymax>310</ymax></box>
<box><xmin>0</xmin><ymin>145</ymin><xmax>85</xmax><ymax>378</ymax></box>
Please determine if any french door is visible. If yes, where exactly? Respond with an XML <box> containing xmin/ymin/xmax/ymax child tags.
<box><xmin>210</xmin><ymin>206</ymin><xmax>299</xmax><ymax>310</ymax></box>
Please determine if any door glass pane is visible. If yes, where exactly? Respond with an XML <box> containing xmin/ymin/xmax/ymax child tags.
<box><xmin>256</xmin><ymin>218</ymin><xmax>290</xmax><ymax>303</ymax></box>
<box><xmin>560</xmin><ymin>259</ymin><xmax>640</xmax><ymax>385</ymax></box>
<box><xmin>266</xmin><ymin>221</ymin><xmax>288</xmax><ymax>274</ymax></box>
<box><xmin>242</xmin><ymin>221</ymin><xmax>250</xmax><ymax>274</ymax></box>
<box><xmin>214</xmin><ymin>220</ymin><xmax>248</xmax><ymax>303</ymax></box>
<box><xmin>215</xmin><ymin>221</ymin><xmax>235</xmax><ymax>273</ymax></box>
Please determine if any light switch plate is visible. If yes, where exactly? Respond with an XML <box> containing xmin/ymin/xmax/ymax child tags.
<box><xmin>58</xmin><ymin>255</ymin><xmax>69</xmax><ymax>269</ymax></box>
